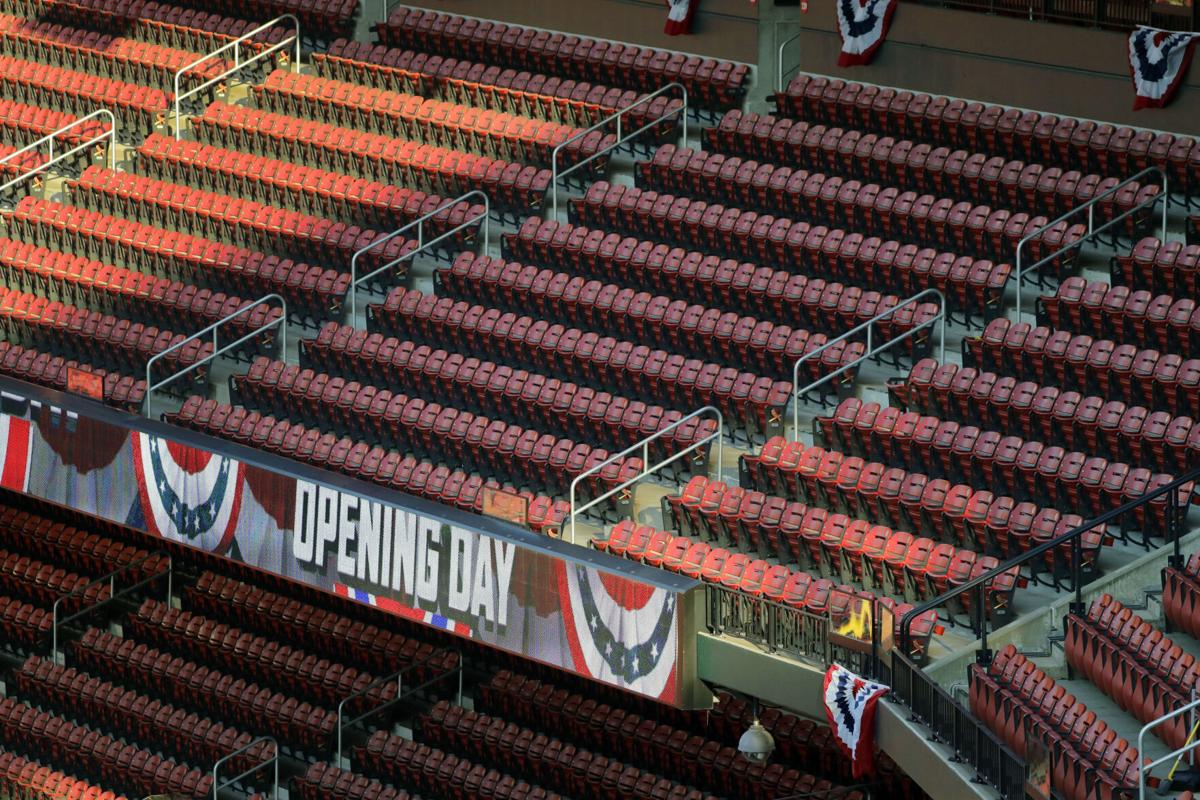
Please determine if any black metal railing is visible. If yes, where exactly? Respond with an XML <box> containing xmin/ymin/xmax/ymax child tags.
<box><xmin>705</xmin><ymin>583</ymin><xmax>829</xmax><ymax>661</ymax></box>
<box><xmin>890</xmin><ymin>652</ymin><xmax>1027</xmax><ymax>799</ymax></box>
<box><xmin>704</xmin><ymin>584</ymin><xmax>873</xmax><ymax>675</ymax></box>
<box><xmin>898</xmin><ymin>464</ymin><xmax>1199</xmax><ymax>661</ymax></box>
<box><xmin>885</xmin><ymin>464</ymin><xmax>1200</xmax><ymax>799</ymax></box>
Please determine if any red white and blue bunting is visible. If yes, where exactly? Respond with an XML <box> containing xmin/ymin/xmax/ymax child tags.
<box><xmin>1128</xmin><ymin>27</ymin><xmax>1199</xmax><ymax>110</ymax></box>
<box><xmin>664</xmin><ymin>0</ymin><xmax>698</xmax><ymax>36</ymax></box>
<box><xmin>0</xmin><ymin>404</ymin><xmax>685</xmax><ymax>704</ymax></box>
<box><xmin>558</xmin><ymin>562</ymin><xmax>679</xmax><ymax>703</ymax></box>
<box><xmin>0</xmin><ymin>414</ymin><xmax>31</xmax><ymax>492</ymax></box>
<box><xmin>822</xmin><ymin>664</ymin><xmax>890</xmax><ymax>778</ymax></box>
<box><xmin>836</xmin><ymin>0</ymin><xmax>899</xmax><ymax>67</ymax></box>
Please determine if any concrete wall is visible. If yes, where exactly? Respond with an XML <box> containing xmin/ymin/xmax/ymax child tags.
<box><xmin>760</xmin><ymin>1</ymin><xmax>1200</xmax><ymax>132</ymax></box>
<box><xmin>376</xmin><ymin>0</ymin><xmax>760</xmax><ymax>63</ymax></box>
<box><xmin>696</xmin><ymin>633</ymin><xmax>995</xmax><ymax>800</ymax></box>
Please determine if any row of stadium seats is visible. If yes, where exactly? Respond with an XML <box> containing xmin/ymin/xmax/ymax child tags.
<box><xmin>358</xmin><ymin>730</ymin><xmax>567</xmax><ymax>800</ymax></box>
<box><xmin>0</xmin><ymin>287</ymin><xmax>211</xmax><ymax>385</ymax></box>
<box><xmin>71</xmin><ymin>626</ymin><xmax>337</xmax><ymax>754</ymax></box>
<box><xmin>191</xmin><ymin>101</ymin><xmax>552</xmax><ymax>215</ymax></box>
<box><xmin>0</xmin><ymin>341</ymin><xmax>146</xmax><ymax>411</ymax></box>
<box><xmin>0</xmin><ymin>696</ymin><xmax>212</xmax><ymax>799</ymax></box>
<box><xmin>167</xmin><ymin>396</ymin><xmax>572</xmax><ymax>534</ymax></box>
<box><xmin>0</xmin><ymin>54</ymin><xmax>168</xmax><ymax>138</ymax></box>
<box><xmin>13</xmin><ymin>655</ymin><xmax>273</xmax><ymax>780</ymax></box>
<box><xmin>225</xmin><ymin>359</ymin><xmax>645</xmax><ymax>498</ymax></box>
<box><xmin>6</xmin><ymin>0</ymin><xmax>295</xmax><ymax>53</ymax></box>
<box><xmin>135</xmin><ymin>133</ymin><xmax>488</xmax><ymax>235</ymax></box>
<box><xmin>815</xmin><ymin>399</ymin><xmax>1184</xmax><ymax>520</ymax></box>
<box><xmin>599</xmin><ymin>516</ymin><xmax>995</xmax><ymax>631</ymax></box>
<box><xmin>369</xmin><ymin>287</ymin><xmax>794</xmax><ymax>437</ymax></box>
<box><xmin>72</xmin><ymin>166</ymin><xmax>418</xmax><ymax>274</ymax></box>
<box><xmin>293</xmin><ymin>330</ymin><xmax>719</xmax><ymax>463</ymax></box>
<box><xmin>1039</xmin><ymin>277</ymin><xmax>1198</xmax><ymax>356</ymax></box>
<box><xmin>433</xmin><ymin>255</ymin><xmax>930</xmax><ymax>380</ymax></box>
<box><xmin>187</xmin><ymin>570</ymin><xmax>459</xmax><ymax>678</ymax></box>
<box><xmin>640</xmin><ymin>145</ymin><xmax>1086</xmax><ymax>263</ymax></box>
<box><xmin>291</xmin><ymin>762</ymin><xmax>416</xmax><ymax>800</ymax></box>
<box><xmin>478</xmin><ymin>245</ymin><xmax>938</xmax><ymax>358</ymax></box>
<box><xmin>0</xmin><ymin>238</ymin><xmax>282</xmax><ymax>347</ymax></box>
<box><xmin>1065</xmin><ymin>595</ymin><xmax>1197</xmax><ymax>749</ymax></box>
<box><xmin>569</xmin><ymin>183</ymin><xmax>1022</xmax><ymax>310</ymax></box>
<box><xmin>9</xmin><ymin>197</ymin><xmax>352</xmax><ymax>322</ymax></box>
<box><xmin>703</xmin><ymin>113</ymin><xmax>1161</xmax><ymax>232</ymax></box>
<box><xmin>1112</xmin><ymin>236</ymin><xmax>1200</xmax><ymax>298</ymax></box>
<box><xmin>313</xmin><ymin>38</ymin><xmax>685</xmax><ymax>138</ymax></box>
<box><xmin>969</xmin><ymin>644</ymin><xmax>1143</xmax><ymax>800</ymax></box>
<box><xmin>0</xmin><ymin>751</ymin><xmax>126</xmax><ymax>800</ymax></box>
<box><xmin>775</xmin><ymin>76</ymin><xmax>1199</xmax><ymax>197</ymax></box>
<box><xmin>256</xmin><ymin>69</ymin><xmax>615</xmax><ymax>173</ymax></box>
<box><xmin>376</xmin><ymin>8</ymin><xmax>748</xmax><ymax>112</ymax></box>
<box><xmin>0</xmin><ymin>12</ymin><xmax>232</xmax><ymax>91</ymax></box>
<box><xmin>964</xmin><ymin>318</ymin><xmax>1200</xmax><ymax>415</ymax></box>
<box><xmin>895</xmin><ymin>359</ymin><xmax>1200</xmax><ymax>475</ymax></box>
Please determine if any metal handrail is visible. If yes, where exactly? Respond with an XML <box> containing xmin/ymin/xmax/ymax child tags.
<box><xmin>347</xmin><ymin>190</ymin><xmax>490</xmax><ymax>322</ymax></box>
<box><xmin>1013</xmin><ymin>166</ymin><xmax>1168</xmax><ymax>318</ymax></box>
<box><xmin>777</xmin><ymin>30</ymin><xmax>803</xmax><ymax>93</ymax></box>
<box><xmin>790</xmin><ymin>288</ymin><xmax>947</xmax><ymax>436</ymax></box>
<box><xmin>549</xmin><ymin>82</ymin><xmax>688</xmax><ymax>216</ymax></box>
<box><xmin>144</xmin><ymin>294</ymin><xmax>287</xmax><ymax>419</ymax></box>
<box><xmin>899</xmin><ymin>463</ymin><xmax>1200</xmax><ymax>656</ymax></box>
<box><xmin>704</xmin><ymin>582</ymin><xmax>832</xmax><ymax>664</ymax></box>
<box><xmin>172</xmin><ymin>15</ymin><xmax>301</xmax><ymax>139</ymax></box>
<box><xmin>1139</xmin><ymin>698</ymin><xmax>1200</xmax><ymax>800</ymax></box>
<box><xmin>335</xmin><ymin>648</ymin><xmax>463</xmax><ymax>769</ymax></box>
<box><xmin>889</xmin><ymin>649</ymin><xmax>1027</xmax><ymax>799</ymax></box>
<box><xmin>211</xmin><ymin>735</ymin><xmax>278</xmax><ymax>800</ymax></box>
<box><xmin>568</xmin><ymin>406</ymin><xmax>723</xmax><ymax>545</ymax></box>
<box><xmin>0</xmin><ymin>109</ymin><xmax>116</xmax><ymax>196</ymax></box>
<box><xmin>51</xmin><ymin>550</ymin><xmax>171</xmax><ymax>663</ymax></box>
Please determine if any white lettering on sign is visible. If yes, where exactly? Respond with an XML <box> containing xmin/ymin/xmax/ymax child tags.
<box><xmin>291</xmin><ymin>481</ymin><xmax>515</xmax><ymax>632</ymax></box>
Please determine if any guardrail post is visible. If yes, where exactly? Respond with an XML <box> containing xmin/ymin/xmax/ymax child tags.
<box><xmin>567</xmin><ymin>406</ymin><xmax>723</xmax><ymax>545</ymax></box>
<box><xmin>334</xmin><ymin>648</ymin><xmax>463</xmax><ymax>770</ymax></box>
<box><xmin>212</xmin><ymin>735</ymin><xmax>278</xmax><ymax>800</ymax></box>
<box><xmin>144</xmin><ymin>294</ymin><xmax>287</xmax><ymax>418</ymax></box>
<box><xmin>550</xmin><ymin>83</ymin><xmax>688</xmax><ymax>217</ymax></box>
<box><xmin>791</xmin><ymin>288</ymin><xmax>946</xmax><ymax>436</ymax></box>
<box><xmin>1014</xmin><ymin>166</ymin><xmax>1167</xmax><ymax>318</ymax></box>
<box><xmin>348</xmin><ymin>190</ymin><xmax>489</xmax><ymax>322</ymax></box>
<box><xmin>777</xmin><ymin>30</ymin><xmax>803</xmax><ymax>92</ymax></box>
<box><xmin>0</xmin><ymin>109</ymin><xmax>116</xmax><ymax>197</ymax></box>
<box><xmin>975</xmin><ymin>584</ymin><xmax>991</xmax><ymax>666</ymax></box>
<box><xmin>1138</xmin><ymin>698</ymin><xmax>1200</xmax><ymax>800</ymax></box>
<box><xmin>173</xmin><ymin>15</ymin><xmax>302</xmax><ymax>140</ymax></box>
<box><xmin>52</xmin><ymin>551</ymin><xmax>170</xmax><ymax>664</ymax></box>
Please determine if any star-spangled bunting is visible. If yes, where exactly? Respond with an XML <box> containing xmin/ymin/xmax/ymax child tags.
<box><xmin>822</xmin><ymin>664</ymin><xmax>891</xmax><ymax>778</ymax></box>
<box><xmin>836</xmin><ymin>0</ymin><xmax>899</xmax><ymax>67</ymax></box>
<box><xmin>1128</xmin><ymin>27</ymin><xmax>1200</xmax><ymax>110</ymax></box>
<box><xmin>665</xmin><ymin>0</ymin><xmax>698</xmax><ymax>36</ymax></box>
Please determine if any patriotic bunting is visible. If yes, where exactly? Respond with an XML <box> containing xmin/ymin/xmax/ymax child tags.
<box><xmin>0</xmin><ymin>403</ymin><xmax>684</xmax><ymax>704</ymax></box>
<box><xmin>665</xmin><ymin>0</ymin><xmax>698</xmax><ymax>36</ymax></box>
<box><xmin>822</xmin><ymin>664</ymin><xmax>891</xmax><ymax>778</ymax></box>
<box><xmin>836</xmin><ymin>0</ymin><xmax>899</xmax><ymax>67</ymax></box>
<box><xmin>1128</xmin><ymin>27</ymin><xmax>1200</xmax><ymax>110</ymax></box>
<box><xmin>0</xmin><ymin>414</ymin><xmax>31</xmax><ymax>492</ymax></box>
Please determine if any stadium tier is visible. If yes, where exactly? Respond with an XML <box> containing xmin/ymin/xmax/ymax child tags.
<box><xmin>0</xmin><ymin>1</ymin><xmax>1194</xmax><ymax>799</ymax></box>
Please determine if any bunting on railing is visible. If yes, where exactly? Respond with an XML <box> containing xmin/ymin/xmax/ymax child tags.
<box><xmin>836</xmin><ymin>0</ymin><xmax>898</xmax><ymax>66</ymax></box>
<box><xmin>822</xmin><ymin>664</ymin><xmax>890</xmax><ymax>777</ymax></box>
<box><xmin>664</xmin><ymin>0</ymin><xmax>698</xmax><ymax>35</ymax></box>
<box><xmin>1129</xmin><ymin>26</ymin><xmax>1200</xmax><ymax>110</ymax></box>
